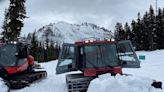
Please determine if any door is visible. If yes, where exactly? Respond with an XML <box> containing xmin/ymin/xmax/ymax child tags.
<box><xmin>56</xmin><ymin>43</ymin><xmax>77</xmax><ymax>74</ymax></box>
<box><xmin>117</xmin><ymin>40</ymin><xmax>140</xmax><ymax>68</ymax></box>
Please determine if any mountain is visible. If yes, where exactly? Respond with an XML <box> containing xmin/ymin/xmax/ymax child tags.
<box><xmin>28</xmin><ymin>21</ymin><xmax>113</xmax><ymax>46</ymax></box>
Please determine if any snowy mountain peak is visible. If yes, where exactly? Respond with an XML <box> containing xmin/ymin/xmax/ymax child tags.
<box><xmin>33</xmin><ymin>21</ymin><xmax>112</xmax><ymax>46</ymax></box>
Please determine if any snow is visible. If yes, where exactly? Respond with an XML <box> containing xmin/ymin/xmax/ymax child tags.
<box><xmin>0</xmin><ymin>50</ymin><xmax>163</xmax><ymax>92</ymax></box>
<box><xmin>11</xmin><ymin>61</ymin><xmax>68</xmax><ymax>92</ymax></box>
<box><xmin>88</xmin><ymin>74</ymin><xmax>162</xmax><ymax>92</ymax></box>
<box><xmin>0</xmin><ymin>78</ymin><xmax>8</xmax><ymax>92</ymax></box>
<box><xmin>124</xmin><ymin>50</ymin><xmax>164</xmax><ymax>83</ymax></box>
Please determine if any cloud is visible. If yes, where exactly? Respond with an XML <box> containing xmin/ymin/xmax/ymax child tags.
<box><xmin>1</xmin><ymin>0</ymin><xmax>164</xmax><ymax>35</ymax></box>
<box><xmin>0</xmin><ymin>0</ymin><xmax>4</xmax><ymax>3</ymax></box>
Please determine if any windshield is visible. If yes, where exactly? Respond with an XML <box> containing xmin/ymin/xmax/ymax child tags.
<box><xmin>0</xmin><ymin>44</ymin><xmax>17</xmax><ymax>66</ymax></box>
<box><xmin>84</xmin><ymin>44</ymin><xmax>119</xmax><ymax>68</ymax></box>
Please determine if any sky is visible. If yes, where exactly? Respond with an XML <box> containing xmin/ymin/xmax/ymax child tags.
<box><xmin>0</xmin><ymin>0</ymin><xmax>164</xmax><ymax>36</ymax></box>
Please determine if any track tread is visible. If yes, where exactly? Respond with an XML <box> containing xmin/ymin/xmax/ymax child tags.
<box><xmin>8</xmin><ymin>71</ymin><xmax>47</xmax><ymax>89</ymax></box>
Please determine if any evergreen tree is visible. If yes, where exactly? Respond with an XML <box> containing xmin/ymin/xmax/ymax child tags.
<box><xmin>30</xmin><ymin>32</ymin><xmax>38</xmax><ymax>60</ymax></box>
<box><xmin>131</xmin><ymin>20</ymin><xmax>139</xmax><ymax>50</ymax></box>
<box><xmin>156</xmin><ymin>8</ymin><xmax>163</xmax><ymax>49</ymax></box>
<box><xmin>142</xmin><ymin>12</ymin><xmax>150</xmax><ymax>50</ymax></box>
<box><xmin>6</xmin><ymin>0</ymin><xmax>26</xmax><ymax>41</ymax></box>
<box><xmin>124</xmin><ymin>22</ymin><xmax>132</xmax><ymax>40</ymax></box>
<box><xmin>114</xmin><ymin>6</ymin><xmax>164</xmax><ymax>51</ymax></box>
<box><xmin>114</xmin><ymin>22</ymin><xmax>125</xmax><ymax>41</ymax></box>
<box><xmin>161</xmin><ymin>8</ymin><xmax>164</xmax><ymax>49</ymax></box>
<box><xmin>135</xmin><ymin>13</ymin><xmax>143</xmax><ymax>50</ymax></box>
<box><xmin>148</xmin><ymin>5</ymin><xmax>156</xmax><ymax>50</ymax></box>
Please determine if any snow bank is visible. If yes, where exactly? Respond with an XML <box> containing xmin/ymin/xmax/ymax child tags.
<box><xmin>0</xmin><ymin>78</ymin><xmax>8</xmax><ymax>92</ymax></box>
<box><xmin>11</xmin><ymin>60</ymin><xmax>68</xmax><ymax>92</ymax></box>
<box><xmin>87</xmin><ymin>74</ymin><xmax>162</xmax><ymax>92</ymax></box>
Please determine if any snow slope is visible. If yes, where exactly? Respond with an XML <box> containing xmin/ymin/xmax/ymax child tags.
<box><xmin>7</xmin><ymin>50</ymin><xmax>163</xmax><ymax>92</ymax></box>
<box><xmin>33</xmin><ymin>22</ymin><xmax>112</xmax><ymax>46</ymax></box>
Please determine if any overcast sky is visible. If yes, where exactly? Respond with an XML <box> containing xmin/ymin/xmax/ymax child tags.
<box><xmin>0</xmin><ymin>0</ymin><xmax>164</xmax><ymax>36</ymax></box>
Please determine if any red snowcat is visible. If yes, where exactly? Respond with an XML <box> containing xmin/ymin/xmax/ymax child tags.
<box><xmin>0</xmin><ymin>41</ymin><xmax>47</xmax><ymax>89</ymax></box>
<box><xmin>56</xmin><ymin>38</ymin><xmax>162</xmax><ymax>92</ymax></box>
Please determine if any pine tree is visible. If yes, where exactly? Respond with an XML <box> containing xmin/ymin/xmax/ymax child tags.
<box><xmin>131</xmin><ymin>20</ymin><xmax>139</xmax><ymax>50</ymax></box>
<box><xmin>6</xmin><ymin>0</ymin><xmax>26</xmax><ymax>41</ymax></box>
<box><xmin>30</xmin><ymin>32</ymin><xmax>38</xmax><ymax>60</ymax></box>
<box><xmin>156</xmin><ymin>8</ymin><xmax>163</xmax><ymax>49</ymax></box>
<box><xmin>135</xmin><ymin>13</ymin><xmax>143</xmax><ymax>50</ymax></box>
<box><xmin>124</xmin><ymin>22</ymin><xmax>132</xmax><ymax>40</ymax></box>
<box><xmin>161</xmin><ymin>8</ymin><xmax>164</xmax><ymax>49</ymax></box>
<box><xmin>114</xmin><ymin>22</ymin><xmax>125</xmax><ymax>41</ymax></box>
<box><xmin>142</xmin><ymin>12</ymin><xmax>150</xmax><ymax>50</ymax></box>
<box><xmin>148</xmin><ymin>5</ymin><xmax>156</xmax><ymax>50</ymax></box>
<box><xmin>114</xmin><ymin>6</ymin><xmax>164</xmax><ymax>51</ymax></box>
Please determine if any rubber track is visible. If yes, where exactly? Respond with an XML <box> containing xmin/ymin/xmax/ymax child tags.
<box><xmin>8</xmin><ymin>71</ymin><xmax>47</xmax><ymax>89</ymax></box>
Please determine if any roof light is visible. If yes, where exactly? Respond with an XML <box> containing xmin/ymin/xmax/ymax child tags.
<box><xmin>85</xmin><ymin>40</ymin><xmax>89</xmax><ymax>43</ymax></box>
<box><xmin>107</xmin><ymin>39</ymin><xmax>111</xmax><ymax>41</ymax></box>
<box><xmin>111</xmin><ymin>38</ymin><xmax>115</xmax><ymax>42</ymax></box>
<box><xmin>90</xmin><ymin>40</ymin><xmax>94</xmax><ymax>42</ymax></box>
<box><xmin>10</xmin><ymin>41</ymin><xmax>17</xmax><ymax>44</ymax></box>
<box><xmin>13</xmin><ymin>41</ymin><xmax>17</xmax><ymax>44</ymax></box>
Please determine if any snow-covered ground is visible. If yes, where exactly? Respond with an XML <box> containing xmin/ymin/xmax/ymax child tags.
<box><xmin>0</xmin><ymin>50</ymin><xmax>164</xmax><ymax>92</ymax></box>
<box><xmin>87</xmin><ymin>74</ymin><xmax>162</xmax><ymax>92</ymax></box>
<box><xmin>0</xmin><ymin>78</ymin><xmax>8</xmax><ymax>92</ymax></box>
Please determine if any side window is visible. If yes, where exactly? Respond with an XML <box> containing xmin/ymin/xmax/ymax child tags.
<box><xmin>56</xmin><ymin>44</ymin><xmax>76</xmax><ymax>74</ymax></box>
<box><xmin>117</xmin><ymin>42</ymin><xmax>136</xmax><ymax>62</ymax></box>
<box><xmin>18</xmin><ymin>46</ymin><xmax>28</xmax><ymax>59</ymax></box>
<box><xmin>17</xmin><ymin>59</ymin><xmax>27</xmax><ymax>66</ymax></box>
<box><xmin>117</xmin><ymin>40</ymin><xmax>140</xmax><ymax>68</ymax></box>
<box><xmin>59</xmin><ymin>46</ymin><xmax>75</xmax><ymax>66</ymax></box>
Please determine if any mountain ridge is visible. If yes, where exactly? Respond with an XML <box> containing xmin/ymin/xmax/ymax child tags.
<box><xmin>27</xmin><ymin>21</ymin><xmax>113</xmax><ymax>46</ymax></box>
